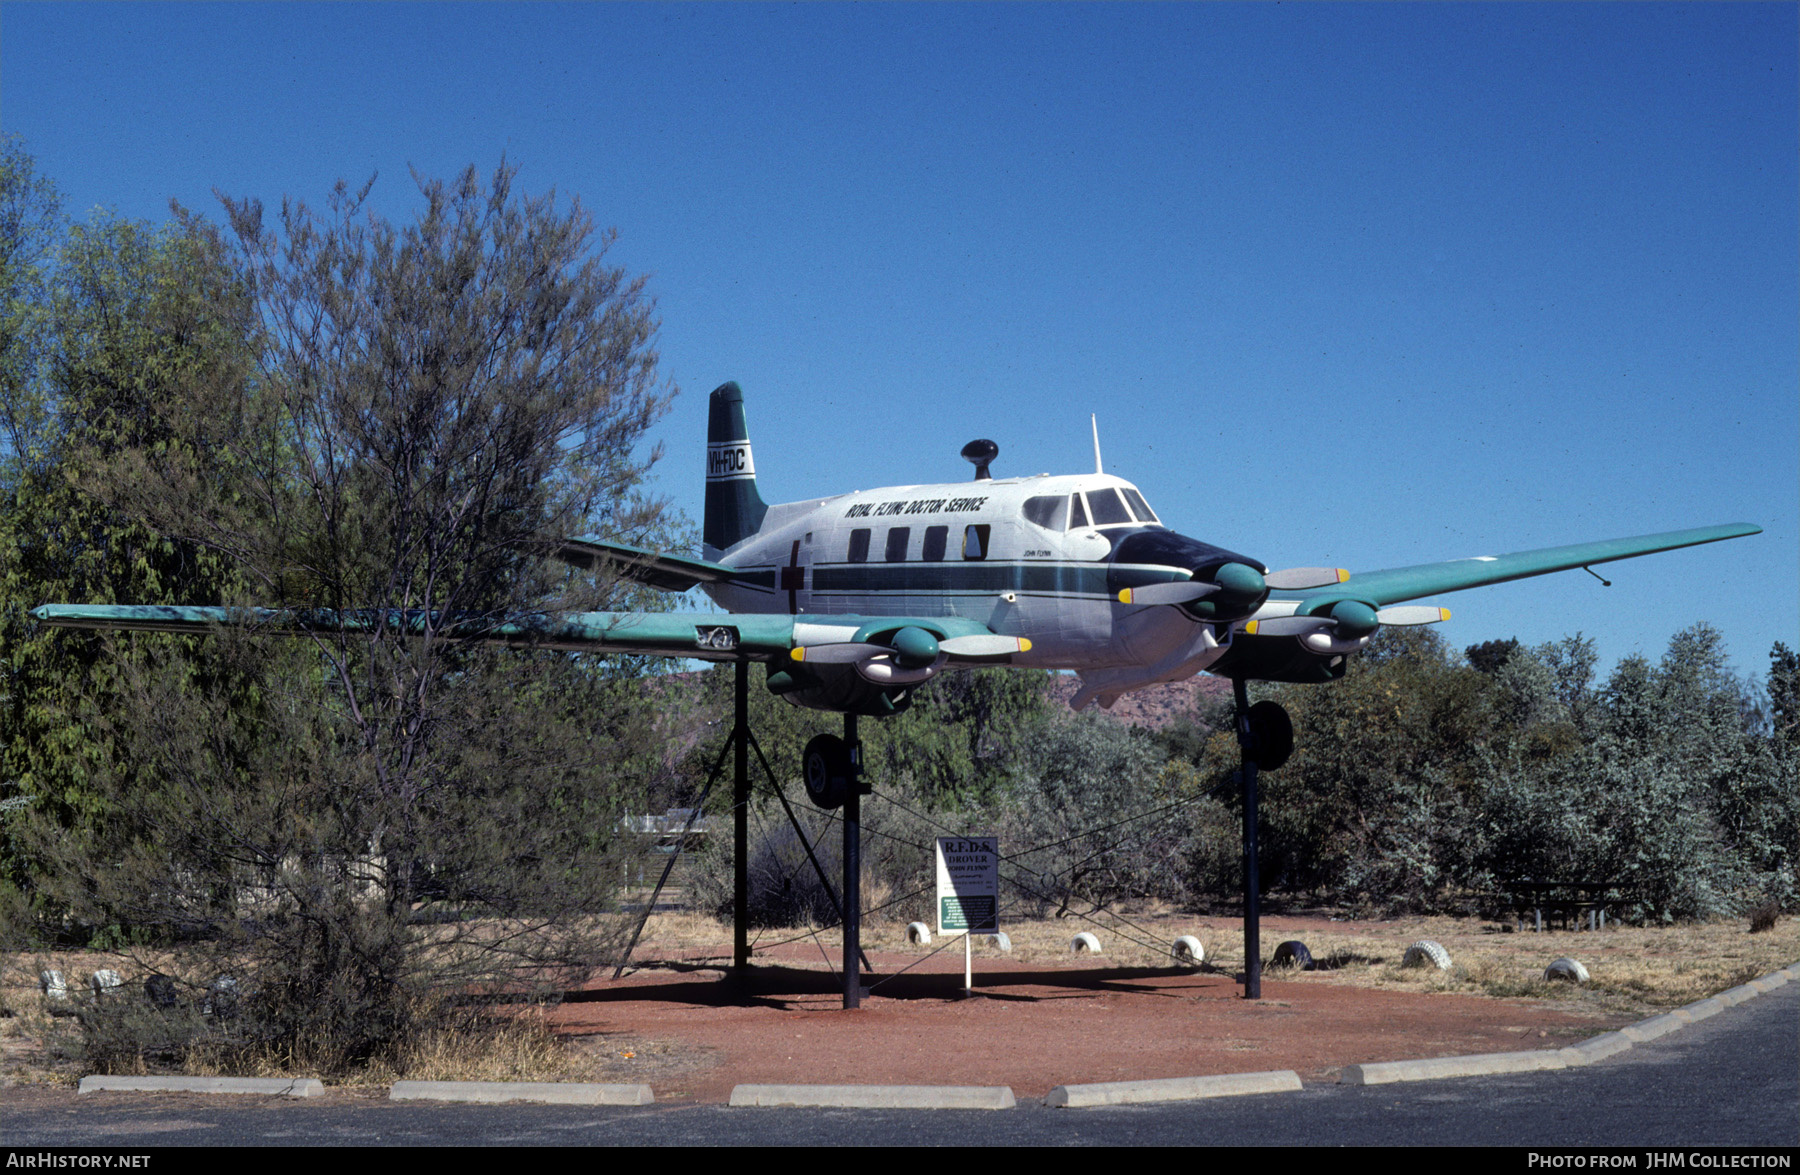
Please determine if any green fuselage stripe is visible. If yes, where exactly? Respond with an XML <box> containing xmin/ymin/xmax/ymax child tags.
<box><xmin>787</xmin><ymin>561</ymin><xmax>1182</xmax><ymax>597</ymax></box>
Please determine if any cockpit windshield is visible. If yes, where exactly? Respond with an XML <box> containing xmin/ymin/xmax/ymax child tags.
<box><xmin>1087</xmin><ymin>487</ymin><xmax>1133</xmax><ymax>526</ymax></box>
<box><xmin>1020</xmin><ymin>485</ymin><xmax>1162</xmax><ymax>531</ymax></box>
<box><xmin>1121</xmin><ymin>487</ymin><xmax>1159</xmax><ymax>525</ymax></box>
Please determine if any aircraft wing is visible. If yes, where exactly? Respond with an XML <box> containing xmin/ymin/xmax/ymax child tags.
<box><xmin>553</xmin><ymin>538</ymin><xmax>741</xmax><ymax>592</ymax></box>
<box><xmin>1278</xmin><ymin>523</ymin><xmax>1762</xmax><ymax>608</ymax></box>
<box><xmin>29</xmin><ymin>605</ymin><xmax>1029</xmax><ymax>666</ymax></box>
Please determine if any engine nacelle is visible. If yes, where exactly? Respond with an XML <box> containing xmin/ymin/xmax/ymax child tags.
<box><xmin>764</xmin><ymin>662</ymin><xmax>915</xmax><ymax>716</ymax></box>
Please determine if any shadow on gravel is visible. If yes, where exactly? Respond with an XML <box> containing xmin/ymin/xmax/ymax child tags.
<box><xmin>565</xmin><ymin>961</ymin><xmax>1241</xmax><ymax>1009</ymax></box>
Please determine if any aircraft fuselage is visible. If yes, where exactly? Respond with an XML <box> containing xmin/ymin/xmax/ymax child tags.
<box><xmin>704</xmin><ymin>472</ymin><xmax>1259</xmax><ymax>696</ymax></box>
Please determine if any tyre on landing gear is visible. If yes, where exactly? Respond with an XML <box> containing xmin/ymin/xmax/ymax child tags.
<box><xmin>803</xmin><ymin>733</ymin><xmax>855</xmax><ymax>809</ymax></box>
<box><xmin>1247</xmin><ymin>699</ymin><xmax>1293</xmax><ymax>771</ymax></box>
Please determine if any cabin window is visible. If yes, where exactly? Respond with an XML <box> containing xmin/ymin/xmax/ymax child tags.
<box><xmin>1087</xmin><ymin>488</ymin><xmax>1133</xmax><ymax>526</ymax></box>
<box><xmin>1122</xmin><ymin>488</ymin><xmax>1159</xmax><ymax>525</ymax></box>
<box><xmin>884</xmin><ymin>527</ymin><xmax>910</xmax><ymax>562</ymax></box>
<box><xmin>1068</xmin><ymin>493</ymin><xmax>1089</xmax><ymax>530</ymax></box>
<box><xmin>962</xmin><ymin>524</ymin><xmax>990</xmax><ymax>560</ymax></box>
<box><xmin>847</xmin><ymin>528</ymin><xmax>871</xmax><ymax>563</ymax></box>
<box><xmin>922</xmin><ymin>525</ymin><xmax>948</xmax><ymax>562</ymax></box>
<box><xmin>1021</xmin><ymin>494</ymin><xmax>1067</xmax><ymax>531</ymax></box>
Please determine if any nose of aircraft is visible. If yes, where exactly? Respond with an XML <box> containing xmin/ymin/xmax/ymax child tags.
<box><xmin>1108</xmin><ymin>530</ymin><xmax>1270</xmax><ymax>622</ymax></box>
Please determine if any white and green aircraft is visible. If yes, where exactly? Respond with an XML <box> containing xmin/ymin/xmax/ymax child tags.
<box><xmin>37</xmin><ymin>378</ymin><xmax>1762</xmax><ymax>729</ymax></box>
<box><xmin>567</xmin><ymin>381</ymin><xmax>1761</xmax><ymax>719</ymax></box>
<box><xmin>31</xmin><ymin>380</ymin><xmax>1765</xmax><ymax>999</ymax></box>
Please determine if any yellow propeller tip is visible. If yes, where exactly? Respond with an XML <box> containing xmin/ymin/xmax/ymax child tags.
<box><xmin>1018</xmin><ymin>638</ymin><xmax>1032</xmax><ymax>652</ymax></box>
<box><xmin>789</xmin><ymin>648</ymin><xmax>806</xmax><ymax>662</ymax></box>
<box><xmin>1117</xmin><ymin>589</ymin><xmax>1133</xmax><ymax>604</ymax></box>
<box><xmin>1245</xmin><ymin>620</ymin><xmax>1260</xmax><ymax>635</ymax></box>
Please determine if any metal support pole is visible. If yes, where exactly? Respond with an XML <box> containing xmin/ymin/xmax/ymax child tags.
<box><xmin>733</xmin><ymin>659</ymin><xmax>750</xmax><ymax>972</ymax></box>
<box><xmin>843</xmin><ymin>711</ymin><xmax>863</xmax><ymax>1010</ymax></box>
<box><xmin>1234</xmin><ymin>677</ymin><xmax>1261</xmax><ymax>1001</ymax></box>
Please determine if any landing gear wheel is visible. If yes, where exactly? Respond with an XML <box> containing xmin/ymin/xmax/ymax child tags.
<box><xmin>1247</xmin><ymin>700</ymin><xmax>1293</xmax><ymax>771</ymax></box>
<box><xmin>803</xmin><ymin>733</ymin><xmax>854</xmax><ymax>810</ymax></box>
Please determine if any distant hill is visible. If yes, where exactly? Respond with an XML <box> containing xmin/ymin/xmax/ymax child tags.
<box><xmin>643</xmin><ymin>666</ymin><xmax>1232</xmax><ymax>735</ymax></box>
<box><xmin>1044</xmin><ymin>673</ymin><xmax>1232</xmax><ymax>732</ymax></box>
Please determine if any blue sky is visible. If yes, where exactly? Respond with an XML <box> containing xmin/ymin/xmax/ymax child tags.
<box><xmin>5</xmin><ymin>2</ymin><xmax>1794</xmax><ymax>682</ymax></box>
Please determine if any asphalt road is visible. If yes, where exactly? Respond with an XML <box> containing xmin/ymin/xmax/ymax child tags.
<box><xmin>2</xmin><ymin>983</ymin><xmax>1794</xmax><ymax>1147</ymax></box>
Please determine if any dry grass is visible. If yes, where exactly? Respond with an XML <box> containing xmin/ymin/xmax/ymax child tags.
<box><xmin>1222</xmin><ymin>914</ymin><xmax>1799</xmax><ymax>1022</ymax></box>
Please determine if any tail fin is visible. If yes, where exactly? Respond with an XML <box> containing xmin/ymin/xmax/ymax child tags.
<box><xmin>703</xmin><ymin>381</ymin><xmax>769</xmax><ymax>555</ymax></box>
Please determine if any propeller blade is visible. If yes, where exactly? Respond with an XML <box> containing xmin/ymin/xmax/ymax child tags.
<box><xmin>1117</xmin><ymin>581</ymin><xmax>1219</xmax><ymax>605</ymax></box>
<box><xmin>792</xmin><ymin>625</ymin><xmax>950</xmax><ymax>670</ymax></box>
<box><xmin>939</xmin><ymin>634</ymin><xmax>1033</xmax><ymax>658</ymax></box>
<box><xmin>1243</xmin><ymin>615</ymin><xmax>1332</xmax><ymax>637</ymax></box>
<box><xmin>790</xmin><ymin>642</ymin><xmax>890</xmax><ymax>664</ymax></box>
<box><xmin>1375</xmin><ymin>605</ymin><xmax>1451</xmax><ymax>626</ymax></box>
<box><xmin>1264</xmin><ymin>567</ymin><xmax>1351</xmax><ymax>591</ymax></box>
<box><xmin>1246</xmin><ymin>599</ymin><xmax>1404</xmax><ymax>640</ymax></box>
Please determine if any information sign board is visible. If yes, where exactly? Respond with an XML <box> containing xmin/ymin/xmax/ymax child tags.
<box><xmin>935</xmin><ymin>836</ymin><xmax>999</xmax><ymax>935</ymax></box>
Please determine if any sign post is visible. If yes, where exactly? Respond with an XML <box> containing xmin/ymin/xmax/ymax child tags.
<box><xmin>935</xmin><ymin>836</ymin><xmax>999</xmax><ymax>995</ymax></box>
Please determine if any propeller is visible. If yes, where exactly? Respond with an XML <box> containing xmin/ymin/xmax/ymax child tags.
<box><xmin>790</xmin><ymin>626</ymin><xmax>1030</xmax><ymax>669</ymax></box>
<box><xmin>1117</xmin><ymin>564</ymin><xmax>1349</xmax><ymax>607</ymax></box>
<box><xmin>1245</xmin><ymin>602</ymin><xmax>1450</xmax><ymax>640</ymax></box>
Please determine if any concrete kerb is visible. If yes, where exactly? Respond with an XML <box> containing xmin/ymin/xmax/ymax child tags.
<box><xmin>1715</xmin><ymin>982</ymin><xmax>1762</xmax><ymax>1007</ymax></box>
<box><xmin>389</xmin><ymin>1081</ymin><xmax>653</xmax><ymax>1105</ymax></box>
<box><xmin>1620</xmin><ymin>1011</ymin><xmax>1691</xmax><ymax>1043</ymax></box>
<box><xmin>1340</xmin><ymin>1049</ymin><xmax>1569</xmax><ymax>1086</ymax></box>
<box><xmin>1047</xmin><ymin>1070</ymin><xmax>1303</xmax><ymax>1107</ymax></box>
<box><xmin>78</xmin><ymin>1076</ymin><xmax>324</xmax><ymax>1097</ymax></box>
<box><xmin>1336</xmin><ymin>961</ymin><xmax>1798</xmax><ymax>1086</ymax></box>
<box><xmin>729</xmin><ymin>1084</ymin><xmax>1016</xmax><ymax>1110</ymax></box>
<box><xmin>1677</xmin><ymin>996</ymin><xmax>1727</xmax><ymax>1023</ymax></box>
<box><xmin>1559</xmin><ymin>1031</ymin><xmax>1634</xmax><ymax>1066</ymax></box>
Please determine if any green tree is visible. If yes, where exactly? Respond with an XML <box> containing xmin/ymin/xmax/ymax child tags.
<box><xmin>1481</xmin><ymin>624</ymin><xmax>1789</xmax><ymax>920</ymax></box>
<box><xmin>1002</xmin><ymin>713</ymin><xmax>1182</xmax><ymax>915</ymax></box>
<box><xmin>1</xmin><ymin>164</ymin><xmax>249</xmax><ymax>919</ymax></box>
<box><xmin>1258</xmin><ymin>628</ymin><xmax>1500</xmax><ymax>908</ymax></box>
<box><xmin>1769</xmin><ymin>642</ymin><xmax>1798</xmax><ymax>747</ymax></box>
<box><xmin>42</xmin><ymin>163</ymin><xmax>677</xmax><ymax>1074</ymax></box>
<box><xmin>0</xmin><ymin>135</ymin><xmax>61</xmax><ymax>467</ymax></box>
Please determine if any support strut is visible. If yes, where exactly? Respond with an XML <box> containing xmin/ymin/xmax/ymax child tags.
<box><xmin>842</xmin><ymin>712</ymin><xmax>864</xmax><ymax>1010</ymax></box>
<box><xmin>613</xmin><ymin>658</ymin><xmax>871</xmax><ymax>987</ymax></box>
<box><xmin>1233</xmin><ymin>676</ymin><xmax>1262</xmax><ymax>1000</ymax></box>
<box><xmin>734</xmin><ymin>659</ymin><xmax>750</xmax><ymax>970</ymax></box>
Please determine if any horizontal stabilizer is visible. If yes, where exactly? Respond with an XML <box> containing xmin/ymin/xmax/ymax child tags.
<box><xmin>554</xmin><ymin>538</ymin><xmax>742</xmax><ymax>592</ymax></box>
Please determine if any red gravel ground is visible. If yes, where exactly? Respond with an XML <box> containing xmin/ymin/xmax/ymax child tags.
<box><xmin>550</xmin><ymin>937</ymin><xmax>1631</xmax><ymax>1103</ymax></box>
